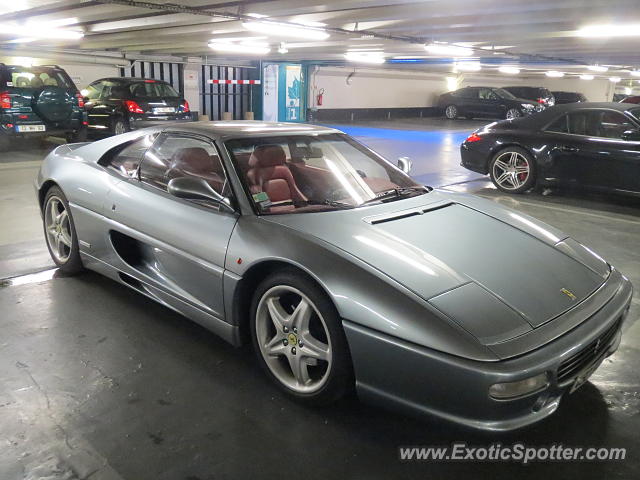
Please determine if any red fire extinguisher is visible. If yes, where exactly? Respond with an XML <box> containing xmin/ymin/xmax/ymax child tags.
<box><xmin>316</xmin><ymin>88</ymin><xmax>325</xmax><ymax>106</ymax></box>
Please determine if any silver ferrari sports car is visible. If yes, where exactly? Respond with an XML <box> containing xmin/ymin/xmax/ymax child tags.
<box><xmin>36</xmin><ymin>122</ymin><xmax>632</xmax><ymax>431</ymax></box>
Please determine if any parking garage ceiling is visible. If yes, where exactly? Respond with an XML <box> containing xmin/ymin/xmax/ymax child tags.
<box><xmin>1</xmin><ymin>0</ymin><xmax>640</xmax><ymax>74</ymax></box>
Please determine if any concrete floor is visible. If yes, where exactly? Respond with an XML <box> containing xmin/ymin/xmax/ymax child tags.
<box><xmin>1</xmin><ymin>121</ymin><xmax>639</xmax><ymax>479</ymax></box>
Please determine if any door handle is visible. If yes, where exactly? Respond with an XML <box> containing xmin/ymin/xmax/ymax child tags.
<box><xmin>560</xmin><ymin>146</ymin><xmax>578</xmax><ymax>153</ymax></box>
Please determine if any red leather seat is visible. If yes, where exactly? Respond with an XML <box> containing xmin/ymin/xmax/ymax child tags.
<box><xmin>167</xmin><ymin>147</ymin><xmax>225</xmax><ymax>193</ymax></box>
<box><xmin>247</xmin><ymin>145</ymin><xmax>307</xmax><ymax>209</ymax></box>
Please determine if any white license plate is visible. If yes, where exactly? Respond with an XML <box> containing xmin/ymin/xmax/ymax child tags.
<box><xmin>153</xmin><ymin>107</ymin><xmax>175</xmax><ymax>114</ymax></box>
<box><xmin>17</xmin><ymin>125</ymin><xmax>46</xmax><ymax>133</ymax></box>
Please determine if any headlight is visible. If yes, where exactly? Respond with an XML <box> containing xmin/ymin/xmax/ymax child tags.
<box><xmin>489</xmin><ymin>373</ymin><xmax>549</xmax><ymax>399</ymax></box>
<box><xmin>521</xmin><ymin>103</ymin><xmax>534</xmax><ymax>109</ymax></box>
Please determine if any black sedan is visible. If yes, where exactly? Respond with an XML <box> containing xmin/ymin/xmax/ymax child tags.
<box><xmin>82</xmin><ymin>77</ymin><xmax>193</xmax><ymax>135</ymax></box>
<box><xmin>460</xmin><ymin>102</ymin><xmax>640</xmax><ymax>195</ymax></box>
<box><xmin>437</xmin><ymin>86</ymin><xmax>541</xmax><ymax>120</ymax></box>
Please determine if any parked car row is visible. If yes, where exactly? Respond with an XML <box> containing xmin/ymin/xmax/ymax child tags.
<box><xmin>0</xmin><ymin>63</ymin><xmax>194</xmax><ymax>148</ymax></box>
<box><xmin>438</xmin><ymin>85</ymin><xmax>588</xmax><ymax>121</ymax></box>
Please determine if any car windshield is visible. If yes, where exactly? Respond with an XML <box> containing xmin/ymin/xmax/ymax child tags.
<box><xmin>3</xmin><ymin>66</ymin><xmax>74</xmax><ymax>89</ymax></box>
<box><xmin>225</xmin><ymin>133</ymin><xmax>427</xmax><ymax>214</ymax></box>
<box><xmin>494</xmin><ymin>88</ymin><xmax>517</xmax><ymax>100</ymax></box>
<box><xmin>130</xmin><ymin>81</ymin><xmax>179</xmax><ymax>98</ymax></box>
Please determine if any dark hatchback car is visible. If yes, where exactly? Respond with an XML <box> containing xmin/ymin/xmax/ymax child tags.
<box><xmin>83</xmin><ymin>77</ymin><xmax>192</xmax><ymax>136</ymax></box>
<box><xmin>502</xmin><ymin>86</ymin><xmax>555</xmax><ymax>107</ymax></box>
<box><xmin>0</xmin><ymin>64</ymin><xmax>87</xmax><ymax>148</ymax></box>
<box><xmin>438</xmin><ymin>86</ymin><xmax>541</xmax><ymax>120</ymax></box>
<box><xmin>552</xmin><ymin>91</ymin><xmax>587</xmax><ymax>104</ymax></box>
<box><xmin>460</xmin><ymin>102</ymin><xmax>640</xmax><ymax>195</ymax></box>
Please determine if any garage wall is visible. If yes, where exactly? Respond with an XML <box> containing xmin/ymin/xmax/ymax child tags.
<box><xmin>58</xmin><ymin>64</ymin><xmax>120</xmax><ymax>90</ymax></box>
<box><xmin>309</xmin><ymin>66</ymin><xmax>615</xmax><ymax>121</ymax></box>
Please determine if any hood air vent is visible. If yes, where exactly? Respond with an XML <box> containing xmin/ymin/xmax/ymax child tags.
<box><xmin>364</xmin><ymin>201</ymin><xmax>454</xmax><ymax>225</ymax></box>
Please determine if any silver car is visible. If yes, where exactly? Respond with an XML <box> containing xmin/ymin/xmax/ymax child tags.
<box><xmin>35</xmin><ymin>122</ymin><xmax>633</xmax><ymax>431</ymax></box>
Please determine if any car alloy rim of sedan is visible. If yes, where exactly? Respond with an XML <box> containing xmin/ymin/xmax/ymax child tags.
<box><xmin>492</xmin><ymin>151</ymin><xmax>530</xmax><ymax>190</ymax></box>
<box><xmin>445</xmin><ymin>106</ymin><xmax>457</xmax><ymax>119</ymax></box>
<box><xmin>255</xmin><ymin>285</ymin><xmax>332</xmax><ymax>394</ymax></box>
<box><xmin>114</xmin><ymin>122</ymin><xmax>126</xmax><ymax>135</ymax></box>
<box><xmin>506</xmin><ymin>109</ymin><xmax>521</xmax><ymax>120</ymax></box>
<box><xmin>44</xmin><ymin>196</ymin><xmax>72</xmax><ymax>263</ymax></box>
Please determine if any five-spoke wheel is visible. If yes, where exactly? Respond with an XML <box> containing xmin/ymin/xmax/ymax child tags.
<box><xmin>489</xmin><ymin>148</ymin><xmax>536</xmax><ymax>194</ymax></box>
<box><xmin>43</xmin><ymin>186</ymin><xmax>84</xmax><ymax>273</ymax></box>
<box><xmin>251</xmin><ymin>269</ymin><xmax>352</xmax><ymax>404</ymax></box>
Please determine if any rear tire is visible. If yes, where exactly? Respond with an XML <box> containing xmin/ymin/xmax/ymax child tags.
<box><xmin>505</xmin><ymin>108</ymin><xmax>521</xmax><ymax>120</ymax></box>
<box><xmin>67</xmin><ymin>128</ymin><xmax>87</xmax><ymax>143</ymax></box>
<box><xmin>445</xmin><ymin>105</ymin><xmax>458</xmax><ymax>119</ymax></box>
<box><xmin>489</xmin><ymin>147</ymin><xmax>536</xmax><ymax>194</ymax></box>
<box><xmin>250</xmin><ymin>269</ymin><xmax>353</xmax><ymax>406</ymax></box>
<box><xmin>112</xmin><ymin>118</ymin><xmax>129</xmax><ymax>136</ymax></box>
<box><xmin>42</xmin><ymin>186</ymin><xmax>84</xmax><ymax>274</ymax></box>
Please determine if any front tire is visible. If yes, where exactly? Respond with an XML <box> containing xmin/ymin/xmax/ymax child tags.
<box><xmin>67</xmin><ymin>127</ymin><xmax>87</xmax><ymax>143</ymax></box>
<box><xmin>250</xmin><ymin>269</ymin><xmax>353</xmax><ymax>405</ymax></box>
<box><xmin>489</xmin><ymin>147</ymin><xmax>536</xmax><ymax>194</ymax></box>
<box><xmin>43</xmin><ymin>186</ymin><xmax>84</xmax><ymax>274</ymax></box>
<box><xmin>445</xmin><ymin>105</ymin><xmax>458</xmax><ymax>119</ymax></box>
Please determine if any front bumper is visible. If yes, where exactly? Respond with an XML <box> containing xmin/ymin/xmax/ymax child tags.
<box><xmin>344</xmin><ymin>269</ymin><xmax>632</xmax><ymax>431</ymax></box>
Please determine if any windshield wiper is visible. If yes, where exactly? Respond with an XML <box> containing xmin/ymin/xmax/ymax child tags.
<box><xmin>303</xmin><ymin>199</ymin><xmax>355</xmax><ymax>209</ymax></box>
<box><xmin>361</xmin><ymin>186</ymin><xmax>430</xmax><ymax>205</ymax></box>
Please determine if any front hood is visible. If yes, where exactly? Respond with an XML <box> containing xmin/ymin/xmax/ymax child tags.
<box><xmin>265</xmin><ymin>191</ymin><xmax>608</xmax><ymax>342</ymax></box>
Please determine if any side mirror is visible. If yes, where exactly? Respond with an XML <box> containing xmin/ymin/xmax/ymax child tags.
<box><xmin>167</xmin><ymin>177</ymin><xmax>234</xmax><ymax>212</ymax></box>
<box><xmin>621</xmin><ymin>129</ymin><xmax>640</xmax><ymax>141</ymax></box>
<box><xmin>397</xmin><ymin>156</ymin><xmax>412</xmax><ymax>174</ymax></box>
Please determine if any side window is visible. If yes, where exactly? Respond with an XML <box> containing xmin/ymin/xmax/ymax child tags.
<box><xmin>546</xmin><ymin>114</ymin><xmax>569</xmax><ymax>134</ymax></box>
<box><xmin>479</xmin><ymin>88</ymin><xmax>497</xmax><ymax>100</ymax></box>
<box><xmin>461</xmin><ymin>88</ymin><xmax>478</xmax><ymax>99</ymax></box>
<box><xmin>99</xmin><ymin>134</ymin><xmax>155</xmax><ymax>177</ymax></box>
<box><xmin>139</xmin><ymin>134</ymin><xmax>228</xmax><ymax>197</ymax></box>
<box><xmin>85</xmin><ymin>82</ymin><xmax>103</xmax><ymax>100</ymax></box>
<box><xmin>595</xmin><ymin>111</ymin><xmax>635</xmax><ymax>139</ymax></box>
<box><xmin>567</xmin><ymin>112</ymin><xmax>589</xmax><ymax>135</ymax></box>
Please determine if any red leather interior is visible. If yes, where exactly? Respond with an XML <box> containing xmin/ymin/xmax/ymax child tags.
<box><xmin>247</xmin><ymin>145</ymin><xmax>307</xmax><ymax>206</ymax></box>
<box><xmin>167</xmin><ymin>147</ymin><xmax>225</xmax><ymax>193</ymax></box>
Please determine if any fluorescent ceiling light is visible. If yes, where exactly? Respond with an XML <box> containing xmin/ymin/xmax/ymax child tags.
<box><xmin>609</xmin><ymin>76</ymin><xmax>621</xmax><ymax>83</ymax></box>
<box><xmin>424</xmin><ymin>43</ymin><xmax>473</xmax><ymax>57</ymax></box>
<box><xmin>0</xmin><ymin>22</ymin><xmax>83</xmax><ymax>40</ymax></box>
<box><xmin>278</xmin><ymin>42</ymin><xmax>288</xmax><ymax>54</ymax></box>
<box><xmin>246</xmin><ymin>13</ymin><xmax>268</xmax><ymax>18</ymax></box>
<box><xmin>455</xmin><ymin>61</ymin><xmax>481</xmax><ymax>72</ymax></box>
<box><xmin>344</xmin><ymin>52</ymin><xmax>385</xmax><ymax>64</ymax></box>
<box><xmin>498</xmin><ymin>66</ymin><xmax>520</xmax><ymax>74</ymax></box>
<box><xmin>630</xmin><ymin>70</ymin><xmax>640</xmax><ymax>77</ymax></box>
<box><xmin>579</xmin><ymin>74</ymin><xmax>594</xmax><ymax>80</ymax></box>
<box><xmin>479</xmin><ymin>45</ymin><xmax>514</xmax><ymax>50</ymax></box>
<box><xmin>587</xmin><ymin>65</ymin><xmax>608</xmax><ymax>72</ymax></box>
<box><xmin>578</xmin><ymin>24</ymin><xmax>640</xmax><ymax>37</ymax></box>
<box><xmin>545</xmin><ymin>71</ymin><xmax>564</xmax><ymax>77</ymax></box>
<box><xmin>209</xmin><ymin>42</ymin><xmax>271</xmax><ymax>55</ymax></box>
<box><xmin>624</xmin><ymin>87</ymin><xmax>632</xmax><ymax>95</ymax></box>
<box><xmin>243</xmin><ymin>21</ymin><xmax>329</xmax><ymax>40</ymax></box>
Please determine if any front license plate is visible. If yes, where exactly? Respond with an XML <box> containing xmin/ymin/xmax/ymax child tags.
<box><xmin>154</xmin><ymin>107</ymin><xmax>175</xmax><ymax>114</ymax></box>
<box><xmin>569</xmin><ymin>357</ymin><xmax>604</xmax><ymax>394</ymax></box>
<box><xmin>17</xmin><ymin>125</ymin><xmax>46</xmax><ymax>133</ymax></box>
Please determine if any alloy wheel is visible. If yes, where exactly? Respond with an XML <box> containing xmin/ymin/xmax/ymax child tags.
<box><xmin>44</xmin><ymin>196</ymin><xmax>72</xmax><ymax>263</ymax></box>
<box><xmin>255</xmin><ymin>285</ymin><xmax>332</xmax><ymax>394</ymax></box>
<box><xmin>445</xmin><ymin>105</ymin><xmax>457</xmax><ymax>119</ymax></box>
<box><xmin>114</xmin><ymin>121</ymin><xmax>126</xmax><ymax>135</ymax></box>
<box><xmin>506</xmin><ymin>108</ymin><xmax>521</xmax><ymax>120</ymax></box>
<box><xmin>492</xmin><ymin>151</ymin><xmax>531</xmax><ymax>191</ymax></box>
